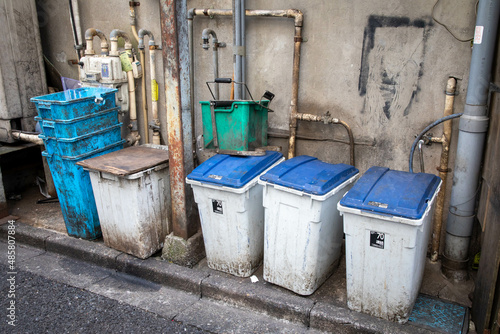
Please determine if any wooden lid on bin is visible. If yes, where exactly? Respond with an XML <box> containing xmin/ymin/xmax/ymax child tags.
<box><xmin>77</xmin><ymin>146</ymin><xmax>169</xmax><ymax>176</ymax></box>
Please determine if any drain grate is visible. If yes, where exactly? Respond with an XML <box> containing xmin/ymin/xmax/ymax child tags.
<box><xmin>408</xmin><ymin>294</ymin><xmax>468</xmax><ymax>334</ymax></box>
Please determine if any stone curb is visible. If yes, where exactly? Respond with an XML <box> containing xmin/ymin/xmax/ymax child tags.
<box><xmin>115</xmin><ymin>253</ymin><xmax>208</xmax><ymax>296</ymax></box>
<box><xmin>3</xmin><ymin>221</ymin><xmax>435</xmax><ymax>334</ymax></box>
<box><xmin>46</xmin><ymin>232</ymin><xmax>122</xmax><ymax>270</ymax></box>
<box><xmin>201</xmin><ymin>273</ymin><xmax>315</xmax><ymax>326</ymax></box>
<box><xmin>0</xmin><ymin>221</ymin><xmax>55</xmax><ymax>250</ymax></box>
<box><xmin>309</xmin><ymin>302</ymin><xmax>433</xmax><ymax>334</ymax></box>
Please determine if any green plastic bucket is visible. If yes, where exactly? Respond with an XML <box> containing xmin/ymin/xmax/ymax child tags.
<box><xmin>200</xmin><ymin>100</ymin><xmax>269</xmax><ymax>151</ymax></box>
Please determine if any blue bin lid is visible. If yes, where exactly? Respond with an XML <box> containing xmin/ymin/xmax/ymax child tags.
<box><xmin>339</xmin><ymin>166</ymin><xmax>441</xmax><ymax>220</ymax></box>
<box><xmin>259</xmin><ymin>155</ymin><xmax>359</xmax><ymax>196</ymax></box>
<box><xmin>187</xmin><ymin>151</ymin><xmax>283</xmax><ymax>188</ymax></box>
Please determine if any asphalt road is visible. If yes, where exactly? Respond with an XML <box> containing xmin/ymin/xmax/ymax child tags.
<box><xmin>0</xmin><ymin>263</ymin><xmax>209</xmax><ymax>333</ymax></box>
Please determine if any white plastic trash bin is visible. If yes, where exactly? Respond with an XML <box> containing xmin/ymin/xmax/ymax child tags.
<box><xmin>186</xmin><ymin>151</ymin><xmax>284</xmax><ymax>277</ymax></box>
<box><xmin>337</xmin><ymin>166</ymin><xmax>441</xmax><ymax>323</ymax></box>
<box><xmin>258</xmin><ymin>156</ymin><xmax>359</xmax><ymax>295</ymax></box>
<box><xmin>78</xmin><ymin>145</ymin><xmax>171</xmax><ymax>259</ymax></box>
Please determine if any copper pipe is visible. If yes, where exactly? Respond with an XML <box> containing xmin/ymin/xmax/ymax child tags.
<box><xmin>294</xmin><ymin>113</ymin><xmax>355</xmax><ymax>166</ymax></box>
<box><xmin>430</xmin><ymin>77</ymin><xmax>457</xmax><ymax>263</ymax></box>
<box><xmin>287</xmin><ymin>23</ymin><xmax>303</xmax><ymax>159</ymax></box>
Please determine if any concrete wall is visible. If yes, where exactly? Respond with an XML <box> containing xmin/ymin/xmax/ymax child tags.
<box><xmin>36</xmin><ymin>0</ymin><xmax>477</xmax><ymax>184</ymax></box>
<box><xmin>190</xmin><ymin>0</ymin><xmax>476</xmax><ymax>176</ymax></box>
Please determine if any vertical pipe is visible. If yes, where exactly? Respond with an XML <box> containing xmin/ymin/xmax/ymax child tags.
<box><xmin>287</xmin><ymin>22</ymin><xmax>304</xmax><ymax>159</ymax></box>
<box><xmin>188</xmin><ymin>9</ymin><xmax>195</xmax><ymax>147</ymax></box>
<box><xmin>140</xmin><ymin>49</ymin><xmax>149</xmax><ymax>143</ymax></box>
<box><xmin>241</xmin><ymin>0</ymin><xmax>246</xmax><ymax>99</ymax></box>
<box><xmin>129</xmin><ymin>2</ymin><xmax>140</xmax><ymax>42</ymax></box>
<box><xmin>233</xmin><ymin>0</ymin><xmax>242</xmax><ymax>99</ymax></box>
<box><xmin>213</xmin><ymin>45</ymin><xmax>220</xmax><ymax>99</ymax></box>
<box><xmin>69</xmin><ymin>0</ymin><xmax>82</xmax><ymax>60</ymax></box>
<box><xmin>150</xmin><ymin>47</ymin><xmax>160</xmax><ymax>145</ymax></box>
<box><xmin>443</xmin><ymin>0</ymin><xmax>500</xmax><ymax>280</ymax></box>
<box><xmin>431</xmin><ymin>78</ymin><xmax>456</xmax><ymax>263</ymax></box>
<box><xmin>160</xmin><ymin>0</ymin><xmax>193</xmax><ymax>240</ymax></box>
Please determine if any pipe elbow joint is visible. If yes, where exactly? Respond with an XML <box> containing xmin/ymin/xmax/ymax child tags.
<box><xmin>202</xmin><ymin>29</ymin><xmax>219</xmax><ymax>49</ymax></box>
<box><xmin>138</xmin><ymin>29</ymin><xmax>154</xmax><ymax>49</ymax></box>
<box><xmin>188</xmin><ymin>8</ymin><xmax>196</xmax><ymax>19</ymax></box>
<box><xmin>287</xmin><ymin>9</ymin><xmax>304</xmax><ymax>27</ymax></box>
<box><xmin>202</xmin><ymin>28</ymin><xmax>217</xmax><ymax>40</ymax></box>
<box><xmin>85</xmin><ymin>28</ymin><xmax>110</xmax><ymax>55</ymax></box>
<box><xmin>110</xmin><ymin>29</ymin><xmax>132</xmax><ymax>56</ymax></box>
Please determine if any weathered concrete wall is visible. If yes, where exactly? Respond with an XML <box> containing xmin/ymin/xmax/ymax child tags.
<box><xmin>36</xmin><ymin>0</ymin><xmax>476</xmax><ymax>175</ymax></box>
<box><xmin>190</xmin><ymin>0</ymin><xmax>475</xmax><ymax>175</ymax></box>
<box><xmin>36</xmin><ymin>0</ymin><xmax>166</xmax><ymax>144</ymax></box>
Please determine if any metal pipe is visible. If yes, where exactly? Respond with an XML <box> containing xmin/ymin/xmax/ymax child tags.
<box><xmin>294</xmin><ymin>113</ymin><xmax>355</xmax><ymax>166</ymax></box>
<box><xmin>202</xmin><ymin>29</ymin><xmax>224</xmax><ymax>99</ymax></box>
<box><xmin>139</xmin><ymin>29</ymin><xmax>158</xmax><ymax>144</ymax></box>
<box><xmin>418</xmin><ymin>140</ymin><xmax>425</xmax><ymax>172</ymax></box>
<box><xmin>233</xmin><ymin>0</ymin><xmax>242</xmax><ymax>99</ymax></box>
<box><xmin>241</xmin><ymin>0</ymin><xmax>246</xmax><ymax>99</ymax></box>
<box><xmin>139</xmin><ymin>49</ymin><xmax>149</xmax><ymax>144</ymax></box>
<box><xmin>11</xmin><ymin>131</ymin><xmax>43</xmax><ymax>145</ymax></box>
<box><xmin>126</xmin><ymin>70</ymin><xmax>140</xmax><ymax>145</ymax></box>
<box><xmin>69</xmin><ymin>0</ymin><xmax>82</xmax><ymax>59</ymax></box>
<box><xmin>409</xmin><ymin>113</ymin><xmax>463</xmax><ymax>173</ymax></box>
<box><xmin>430</xmin><ymin>77</ymin><xmax>457</xmax><ymax>263</ymax></box>
<box><xmin>109</xmin><ymin>29</ymin><xmax>132</xmax><ymax>56</ymax></box>
<box><xmin>84</xmin><ymin>28</ymin><xmax>109</xmax><ymax>56</ymax></box>
<box><xmin>188</xmin><ymin>8</ymin><xmax>196</xmax><ymax>160</ymax></box>
<box><xmin>129</xmin><ymin>1</ymin><xmax>140</xmax><ymax>42</ymax></box>
<box><xmin>161</xmin><ymin>0</ymin><xmax>194</xmax><ymax>240</ymax></box>
<box><xmin>109</xmin><ymin>30</ymin><xmax>138</xmax><ymax>144</ymax></box>
<box><xmin>129</xmin><ymin>3</ymin><xmax>146</xmax><ymax>144</ymax></box>
<box><xmin>443</xmin><ymin>0</ymin><xmax>500</xmax><ymax>281</ymax></box>
<box><xmin>187</xmin><ymin>8</ymin><xmax>304</xmax><ymax>158</ymax></box>
<box><xmin>287</xmin><ymin>16</ymin><xmax>304</xmax><ymax>159</ymax></box>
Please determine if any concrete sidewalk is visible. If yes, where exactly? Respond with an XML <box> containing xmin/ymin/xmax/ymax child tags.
<box><xmin>0</xmin><ymin>219</ymin><xmax>471</xmax><ymax>334</ymax></box>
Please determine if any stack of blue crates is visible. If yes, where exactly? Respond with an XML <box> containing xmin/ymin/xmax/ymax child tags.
<box><xmin>31</xmin><ymin>87</ymin><xmax>125</xmax><ymax>240</ymax></box>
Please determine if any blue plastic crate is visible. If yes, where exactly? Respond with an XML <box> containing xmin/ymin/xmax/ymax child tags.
<box><xmin>42</xmin><ymin>140</ymin><xmax>125</xmax><ymax>240</ymax></box>
<box><xmin>35</xmin><ymin>107</ymin><xmax>120</xmax><ymax>138</ymax></box>
<box><xmin>31</xmin><ymin>87</ymin><xmax>117</xmax><ymax>120</ymax></box>
<box><xmin>40</xmin><ymin>123</ymin><xmax>122</xmax><ymax>157</ymax></box>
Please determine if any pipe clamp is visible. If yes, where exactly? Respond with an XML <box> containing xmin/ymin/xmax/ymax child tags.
<box><xmin>233</xmin><ymin>46</ymin><xmax>246</xmax><ymax>56</ymax></box>
<box><xmin>463</xmin><ymin>104</ymin><xmax>487</xmax><ymax>116</ymax></box>
<box><xmin>458</xmin><ymin>114</ymin><xmax>489</xmax><ymax>133</ymax></box>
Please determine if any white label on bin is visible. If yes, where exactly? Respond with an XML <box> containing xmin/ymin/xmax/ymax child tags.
<box><xmin>212</xmin><ymin>199</ymin><xmax>223</xmax><ymax>214</ymax></box>
<box><xmin>208</xmin><ymin>174</ymin><xmax>223</xmax><ymax>180</ymax></box>
<box><xmin>368</xmin><ymin>201</ymin><xmax>388</xmax><ymax>209</ymax></box>
<box><xmin>370</xmin><ymin>231</ymin><xmax>385</xmax><ymax>249</ymax></box>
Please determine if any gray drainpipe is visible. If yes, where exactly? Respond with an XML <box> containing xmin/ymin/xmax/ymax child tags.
<box><xmin>443</xmin><ymin>0</ymin><xmax>500</xmax><ymax>281</ymax></box>
<box><xmin>232</xmin><ymin>0</ymin><xmax>245</xmax><ymax>100</ymax></box>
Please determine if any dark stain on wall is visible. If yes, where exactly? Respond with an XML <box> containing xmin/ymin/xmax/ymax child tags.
<box><xmin>358</xmin><ymin>15</ymin><xmax>432</xmax><ymax>118</ymax></box>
